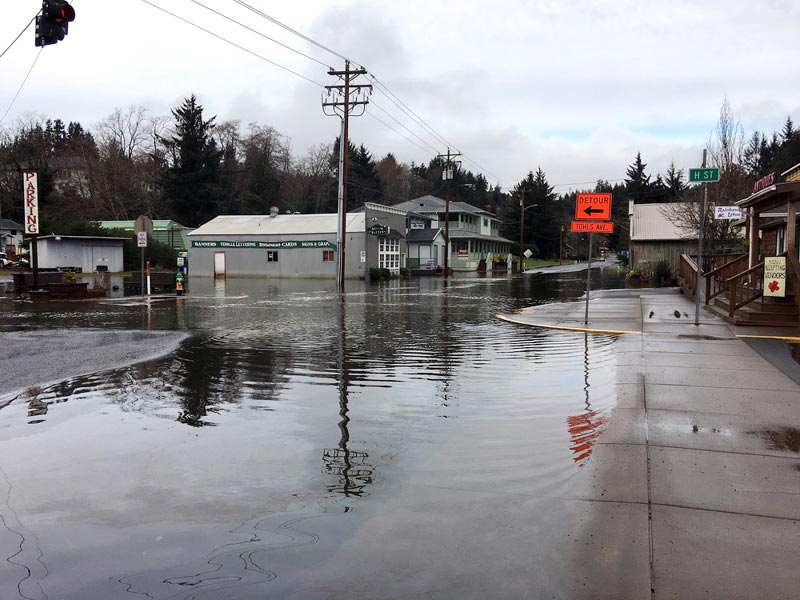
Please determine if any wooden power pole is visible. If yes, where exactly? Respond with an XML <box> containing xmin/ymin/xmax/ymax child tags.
<box><xmin>322</xmin><ymin>61</ymin><xmax>371</xmax><ymax>292</ymax></box>
<box><xmin>436</xmin><ymin>148</ymin><xmax>461</xmax><ymax>276</ymax></box>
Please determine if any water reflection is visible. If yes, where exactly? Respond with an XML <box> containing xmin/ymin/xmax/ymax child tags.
<box><xmin>323</xmin><ymin>296</ymin><xmax>374</xmax><ymax>497</ymax></box>
<box><xmin>566</xmin><ymin>334</ymin><xmax>609</xmax><ymax>466</ymax></box>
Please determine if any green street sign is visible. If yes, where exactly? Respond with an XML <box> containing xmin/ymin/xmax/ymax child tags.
<box><xmin>367</xmin><ymin>224</ymin><xmax>389</xmax><ymax>236</ymax></box>
<box><xmin>688</xmin><ymin>168</ymin><xmax>720</xmax><ymax>183</ymax></box>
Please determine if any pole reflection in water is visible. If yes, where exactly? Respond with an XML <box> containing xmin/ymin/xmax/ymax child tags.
<box><xmin>322</xmin><ymin>295</ymin><xmax>373</xmax><ymax>497</ymax></box>
<box><xmin>566</xmin><ymin>333</ymin><xmax>608</xmax><ymax>466</ymax></box>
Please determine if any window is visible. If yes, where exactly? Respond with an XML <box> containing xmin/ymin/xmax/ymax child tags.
<box><xmin>323</xmin><ymin>250</ymin><xmax>335</xmax><ymax>262</ymax></box>
<box><xmin>483</xmin><ymin>218</ymin><xmax>488</xmax><ymax>227</ymax></box>
<box><xmin>378</xmin><ymin>237</ymin><xmax>400</xmax><ymax>273</ymax></box>
<box><xmin>267</xmin><ymin>251</ymin><xmax>279</xmax><ymax>262</ymax></box>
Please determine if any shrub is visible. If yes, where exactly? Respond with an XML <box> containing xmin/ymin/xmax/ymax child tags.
<box><xmin>369</xmin><ymin>267</ymin><xmax>392</xmax><ymax>281</ymax></box>
<box><xmin>399</xmin><ymin>267</ymin><xmax>410</xmax><ymax>279</ymax></box>
<box><xmin>61</xmin><ymin>272</ymin><xmax>78</xmax><ymax>284</ymax></box>
<box><xmin>625</xmin><ymin>266</ymin><xmax>650</xmax><ymax>284</ymax></box>
<box><xmin>651</xmin><ymin>260</ymin><xmax>674</xmax><ymax>287</ymax></box>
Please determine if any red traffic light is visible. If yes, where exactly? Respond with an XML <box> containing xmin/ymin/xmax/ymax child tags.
<box><xmin>55</xmin><ymin>3</ymin><xmax>76</xmax><ymax>23</ymax></box>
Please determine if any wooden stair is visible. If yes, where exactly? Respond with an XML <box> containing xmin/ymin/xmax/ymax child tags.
<box><xmin>712</xmin><ymin>293</ymin><xmax>800</xmax><ymax>326</ymax></box>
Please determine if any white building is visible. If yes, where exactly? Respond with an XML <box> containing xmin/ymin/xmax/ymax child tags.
<box><xmin>34</xmin><ymin>235</ymin><xmax>126</xmax><ymax>272</ymax></box>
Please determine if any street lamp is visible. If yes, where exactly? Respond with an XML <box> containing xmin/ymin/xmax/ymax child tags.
<box><xmin>518</xmin><ymin>192</ymin><xmax>538</xmax><ymax>274</ymax></box>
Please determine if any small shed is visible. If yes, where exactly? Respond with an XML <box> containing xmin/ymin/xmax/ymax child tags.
<box><xmin>34</xmin><ymin>235</ymin><xmax>126</xmax><ymax>272</ymax></box>
<box><xmin>629</xmin><ymin>201</ymin><xmax>697</xmax><ymax>269</ymax></box>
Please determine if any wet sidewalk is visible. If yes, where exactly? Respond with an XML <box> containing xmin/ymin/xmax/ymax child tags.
<box><xmin>498</xmin><ymin>290</ymin><xmax>800</xmax><ymax>599</ymax></box>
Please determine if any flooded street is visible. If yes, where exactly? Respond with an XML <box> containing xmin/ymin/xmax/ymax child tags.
<box><xmin>0</xmin><ymin>268</ymin><xmax>635</xmax><ymax>599</ymax></box>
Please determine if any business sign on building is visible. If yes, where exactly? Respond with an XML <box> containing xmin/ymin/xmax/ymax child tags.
<box><xmin>192</xmin><ymin>240</ymin><xmax>337</xmax><ymax>250</ymax></box>
<box><xmin>23</xmin><ymin>172</ymin><xmax>39</xmax><ymax>234</ymax></box>
<box><xmin>763</xmin><ymin>256</ymin><xmax>786</xmax><ymax>298</ymax></box>
<box><xmin>714</xmin><ymin>206</ymin><xmax>743</xmax><ymax>220</ymax></box>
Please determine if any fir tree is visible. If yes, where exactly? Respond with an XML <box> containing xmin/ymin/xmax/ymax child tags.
<box><xmin>160</xmin><ymin>95</ymin><xmax>223</xmax><ymax>226</ymax></box>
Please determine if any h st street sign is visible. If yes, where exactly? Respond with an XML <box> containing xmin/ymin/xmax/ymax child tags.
<box><xmin>575</xmin><ymin>193</ymin><xmax>612</xmax><ymax>220</ymax></box>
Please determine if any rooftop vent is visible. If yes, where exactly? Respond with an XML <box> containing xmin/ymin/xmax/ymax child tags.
<box><xmin>269</xmin><ymin>206</ymin><xmax>279</xmax><ymax>217</ymax></box>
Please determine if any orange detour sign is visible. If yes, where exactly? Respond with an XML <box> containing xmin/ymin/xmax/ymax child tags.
<box><xmin>575</xmin><ymin>193</ymin><xmax>612</xmax><ymax>220</ymax></box>
<box><xmin>571</xmin><ymin>221</ymin><xmax>614</xmax><ymax>234</ymax></box>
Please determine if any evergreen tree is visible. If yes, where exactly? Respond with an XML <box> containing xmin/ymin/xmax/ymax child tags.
<box><xmin>664</xmin><ymin>162</ymin><xmax>685</xmax><ymax>201</ymax></box>
<box><xmin>160</xmin><ymin>95</ymin><xmax>223</xmax><ymax>226</ymax></box>
<box><xmin>625</xmin><ymin>152</ymin><xmax>651</xmax><ymax>203</ymax></box>
<box><xmin>501</xmin><ymin>167</ymin><xmax>561</xmax><ymax>258</ymax></box>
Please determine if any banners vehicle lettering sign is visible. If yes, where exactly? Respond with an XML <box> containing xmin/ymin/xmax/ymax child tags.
<box><xmin>23</xmin><ymin>172</ymin><xmax>39</xmax><ymax>234</ymax></box>
<box><xmin>191</xmin><ymin>240</ymin><xmax>337</xmax><ymax>250</ymax></box>
<box><xmin>763</xmin><ymin>256</ymin><xmax>786</xmax><ymax>298</ymax></box>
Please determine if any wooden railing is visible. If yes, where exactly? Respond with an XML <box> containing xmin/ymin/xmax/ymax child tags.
<box><xmin>727</xmin><ymin>262</ymin><xmax>764</xmax><ymax>317</ymax></box>
<box><xmin>705</xmin><ymin>253</ymin><xmax>749</xmax><ymax>304</ymax></box>
<box><xmin>679</xmin><ymin>254</ymin><xmax>698</xmax><ymax>299</ymax></box>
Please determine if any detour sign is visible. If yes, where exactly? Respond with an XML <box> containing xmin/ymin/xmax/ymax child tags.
<box><xmin>575</xmin><ymin>193</ymin><xmax>612</xmax><ymax>220</ymax></box>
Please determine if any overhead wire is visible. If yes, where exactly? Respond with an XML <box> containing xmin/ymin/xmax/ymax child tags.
<box><xmin>370</xmin><ymin>101</ymin><xmax>441</xmax><ymax>154</ymax></box>
<box><xmin>224</xmin><ymin>0</ymin><xmax>507</xmax><ymax>186</ymax></box>
<box><xmin>364</xmin><ymin>111</ymin><xmax>437</xmax><ymax>157</ymax></box>
<box><xmin>0</xmin><ymin>13</ymin><xmax>39</xmax><ymax>61</ymax></box>
<box><xmin>231</xmin><ymin>0</ymin><xmax>355</xmax><ymax>66</ymax></box>
<box><xmin>188</xmin><ymin>0</ymin><xmax>332</xmax><ymax>69</ymax></box>
<box><xmin>1</xmin><ymin>48</ymin><xmax>44</xmax><ymax>124</ymax></box>
<box><xmin>138</xmin><ymin>0</ymin><xmax>326</xmax><ymax>88</ymax></box>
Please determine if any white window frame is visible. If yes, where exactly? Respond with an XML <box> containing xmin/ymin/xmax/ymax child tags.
<box><xmin>378</xmin><ymin>237</ymin><xmax>400</xmax><ymax>273</ymax></box>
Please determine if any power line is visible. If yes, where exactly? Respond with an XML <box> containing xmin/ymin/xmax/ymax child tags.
<box><xmin>139</xmin><ymin>0</ymin><xmax>326</xmax><ymax>88</ymax></box>
<box><xmin>222</xmin><ymin>0</ymin><xmax>507</xmax><ymax>186</ymax></box>
<box><xmin>0</xmin><ymin>12</ymin><xmax>38</xmax><ymax>61</ymax></box>
<box><xmin>188</xmin><ymin>0</ymin><xmax>332</xmax><ymax>69</ymax></box>
<box><xmin>231</xmin><ymin>0</ymin><xmax>356</xmax><ymax>66</ymax></box>
<box><xmin>370</xmin><ymin>101</ymin><xmax>440</xmax><ymax>154</ymax></box>
<box><xmin>364</xmin><ymin>111</ymin><xmax>434</xmax><ymax>159</ymax></box>
<box><xmin>1</xmin><ymin>48</ymin><xmax>44</xmax><ymax>124</ymax></box>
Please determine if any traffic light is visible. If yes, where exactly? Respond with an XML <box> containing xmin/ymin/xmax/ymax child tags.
<box><xmin>35</xmin><ymin>0</ymin><xmax>76</xmax><ymax>47</ymax></box>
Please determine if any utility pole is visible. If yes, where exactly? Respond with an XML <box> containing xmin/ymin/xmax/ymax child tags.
<box><xmin>559</xmin><ymin>224</ymin><xmax>565</xmax><ymax>265</ymax></box>
<box><xmin>436</xmin><ymin>148</ymin><xmax>461</xmax><ymax>277</ymax></box>
<box><xmin>322</xmin><ymin>61</ymin><xmax>371</xmax><ymax>292</ymax></box>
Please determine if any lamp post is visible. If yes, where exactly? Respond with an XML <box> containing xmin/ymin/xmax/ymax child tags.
<box><xmin>518</xmin><ymin>191</ymin><xmax>538</xmax><ymax>274</ymax></box>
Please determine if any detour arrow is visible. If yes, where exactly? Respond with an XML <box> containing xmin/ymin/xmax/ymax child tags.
<box><xmin>575</xmin><ymin>193</ymin><xmax>612</xmax><ymax>220</ymax></box>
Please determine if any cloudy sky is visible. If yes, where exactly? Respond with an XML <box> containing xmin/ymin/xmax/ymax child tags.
<box><xmin>2</xmin><ymin>0</ymin><xmax>799</xmax><ymax>192</ymax></box>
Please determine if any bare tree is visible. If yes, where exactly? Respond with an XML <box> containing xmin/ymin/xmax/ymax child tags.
<box><xmin>662</xmin><ymin>100</ymin><xmax>747</xmax><ymax>253</ymax></box>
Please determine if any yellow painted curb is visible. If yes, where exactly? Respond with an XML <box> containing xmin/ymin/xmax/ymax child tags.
<box><xmin>735</xmin><ymin>334</ymin><xmax>800</xmax><ymax>343</ymax></box>
<box><xmin>496</xmin><ymin>314</ymin><xmax>639</xmax><ymax>336</ymax></box>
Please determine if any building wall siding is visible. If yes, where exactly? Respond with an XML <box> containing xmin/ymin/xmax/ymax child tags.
<box><xmin>631</xmin><ymin>241</ymin><xmax>697</xmax><ymax>271</ymax></box>
<box><xmin>188</xmin><ymin>232</ymin><xmax>366</xmax><ymax>279</ymax></box>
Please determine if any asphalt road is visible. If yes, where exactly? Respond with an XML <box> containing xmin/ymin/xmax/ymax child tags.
<box><xmin>0</xmin><ymin>329</ymin><xmax>189</xmax><ymax>397</ymax></box>
<box><xmin>525</xmin><ymin>258</ymin><xmax>620</xmax><ymax>274</ymax></box>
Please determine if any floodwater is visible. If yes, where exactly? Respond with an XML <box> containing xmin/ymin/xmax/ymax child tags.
<box><xmin>0</xmin><ymin>268</ymin><xmax>631</xmax><ymax>599</ymax></box>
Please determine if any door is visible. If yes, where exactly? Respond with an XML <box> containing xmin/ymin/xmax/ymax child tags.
<box><xmin>214</xmin><ymin>252</ymin><xmax>226</xmax><ymax>278</ymax></box>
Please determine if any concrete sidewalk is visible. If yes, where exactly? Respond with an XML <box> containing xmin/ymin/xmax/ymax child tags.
<box><xmin>498</xmin><ymin>290</ymin><xmax>800</xmax><ymax>599</ymax></box>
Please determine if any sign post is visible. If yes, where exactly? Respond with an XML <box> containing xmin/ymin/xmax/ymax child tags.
<box><xmin>574</xmin><ymin>193</ymin><xmax>613</xmax><ymax>325</ymax></box>
<box><xmin>134</xmin><ymin>216</ymin><xmax>153</xmax><ymax>297</ymax></box>
<box><xmin>23</xmin><ymin>172</ymin><xmax>40</xmax><ymax>289</ymax></box>
<box><xmin>690</xmin><ymin>152</ymin><xmax>709</xmax><ymax>326</ymax></box>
